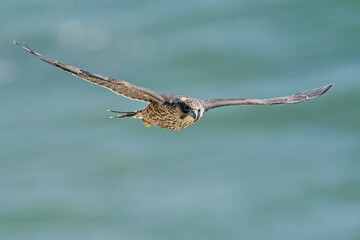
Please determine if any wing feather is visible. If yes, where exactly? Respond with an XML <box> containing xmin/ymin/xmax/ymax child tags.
<box><xmin>14</xmin><ymin>41</ymin><xmax>164</xmax><ymax>103</ymax></box>
<box><xmin>202</xmin><ymin>84</ymin><xmax>333</xmax><ymax>111</ymax></box>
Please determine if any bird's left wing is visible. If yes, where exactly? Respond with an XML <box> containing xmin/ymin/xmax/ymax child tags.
<box><xmin>202</xmin><ymin>84</ymin><xmax>333</xmax><ymax>111</ymax></box>
<box><xmin>13</xmin><ymin>41</ymin><xmax>165</xmax><ymax>103</ymax></box>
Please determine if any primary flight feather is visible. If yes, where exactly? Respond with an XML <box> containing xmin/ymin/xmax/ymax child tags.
<box><xmin>14</xmin><ymin>41</ymin><xmax>333</xmax><ymax>130</ymax></box>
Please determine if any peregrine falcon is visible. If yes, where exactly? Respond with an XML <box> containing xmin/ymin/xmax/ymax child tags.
<box><xmin>14</xmin><ymin>41</ymin><xmax>333</xmax><ymax>130</ymax></box>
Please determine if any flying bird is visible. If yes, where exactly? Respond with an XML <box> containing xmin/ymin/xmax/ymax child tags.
<box><xmin>14</xmin><ymin>41</ymin><xmax>333</xmax><ymax>130</ymax></box>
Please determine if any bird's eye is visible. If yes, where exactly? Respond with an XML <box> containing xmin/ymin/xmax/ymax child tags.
<box><xmin>181</xmin><ymin>104</ymin><xmax>191</xmax><ymax>113</ymax></box>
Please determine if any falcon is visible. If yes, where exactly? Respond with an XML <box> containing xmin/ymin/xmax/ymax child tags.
<box><xmin>14</xmin><ymin>41</ymin><xmax>333</xmax><ymax>130</ymax></box>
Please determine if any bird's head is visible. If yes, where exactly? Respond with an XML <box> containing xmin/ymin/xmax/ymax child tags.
<box><xmin>173</xmin><ymin>96</ymin><xmax>205</xmax><ymax>125</ymax></box>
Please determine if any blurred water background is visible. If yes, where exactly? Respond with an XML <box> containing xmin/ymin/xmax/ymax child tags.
<box><xmin>1</xmin><ymin>0</ymin><xmax>360</xmax><ymax>239</ymax></box>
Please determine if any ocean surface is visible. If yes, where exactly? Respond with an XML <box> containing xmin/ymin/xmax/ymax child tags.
<box><xmin>1</xmin><ymin>0</ymin><xmax>360</xmax><ymax>239</ymax></box>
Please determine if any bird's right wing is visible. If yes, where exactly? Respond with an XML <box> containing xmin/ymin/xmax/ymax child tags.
<box><xmin>14</xmin><ymin>41</ymin><xmax>165</xmax><ymax>103</ymax></box>
<box><xmin>202</xmin><ymin>84</ymin><xmax>333</xmax><ymax>111</ymax></box>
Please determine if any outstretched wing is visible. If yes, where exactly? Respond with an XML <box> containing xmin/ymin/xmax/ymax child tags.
<box><xmin>13</xmin><ymin>41</ymin><xmax>165</xmax><ymax>103</ymax></box>
<box><xmin>202</xmin><ymin>84</ymin><xmax>333</xmax><ymax>111</ymax></box>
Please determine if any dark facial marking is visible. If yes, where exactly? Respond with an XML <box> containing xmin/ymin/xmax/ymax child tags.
<box><xmin>179</xmin><ymin>102</ymin><xmax>191</xmax><ymax>114</ymax></box>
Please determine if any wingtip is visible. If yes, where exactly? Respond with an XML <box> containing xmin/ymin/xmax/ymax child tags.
<box><xmin>13</xmin><ymin>40</ymin><xmax>32</xmax><ymax>53</ymax></box>
<box><xmin>322</xmin><ymin>83</ymin><xmax>333</xmax><ymax>94</ymax></box>
<box><xmin>13</xmin><ymin>40</ymin><xmax>22</xmax><ymax>47</ymax></box>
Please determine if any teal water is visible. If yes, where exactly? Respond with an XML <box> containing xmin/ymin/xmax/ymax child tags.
<box><xmin>1</xmin><ymin>0</ymin><xmax>360</xmax><ymax>239</ymax></box>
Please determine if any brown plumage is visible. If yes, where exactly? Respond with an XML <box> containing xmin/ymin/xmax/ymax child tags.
<box><xmin>14</xmin><ymin>41</ymin><xmax>333</xmax><ymax>130</ymax></box>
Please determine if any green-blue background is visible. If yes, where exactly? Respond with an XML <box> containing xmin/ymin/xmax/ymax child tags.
<box><xmin>1</xmin><ymin>0</ymin><xmax>359</xmax><ymax>239</ymax></box>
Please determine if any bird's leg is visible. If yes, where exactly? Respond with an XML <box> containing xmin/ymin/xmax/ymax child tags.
<box><xmin>142</xmin><ymin>119</ymin><xmax>153</xmax><ymax>127</ymax></box>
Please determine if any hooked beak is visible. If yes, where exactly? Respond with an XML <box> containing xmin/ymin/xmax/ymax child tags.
<box><xmin>189</xmin><ymin>109</ymin><xmax>199</xmax><ymax>120</ymax></box>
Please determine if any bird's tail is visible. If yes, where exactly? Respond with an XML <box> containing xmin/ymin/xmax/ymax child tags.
<box><xmin>107</xmin><ymin>109</ymin><xmax>143</xmax><ymax>119</ymax></box>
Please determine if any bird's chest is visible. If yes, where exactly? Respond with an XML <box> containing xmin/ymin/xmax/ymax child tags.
<box><xmin>142</xmin><ymin>103</ymin><xmax>191</xmax><ymax>130</ymax></box>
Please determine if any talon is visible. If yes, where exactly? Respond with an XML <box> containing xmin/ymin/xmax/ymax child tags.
<box><xmin>142</xmin><ymin>119</ymin><xmax>153</xmax><ymax>127</ymax></box>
